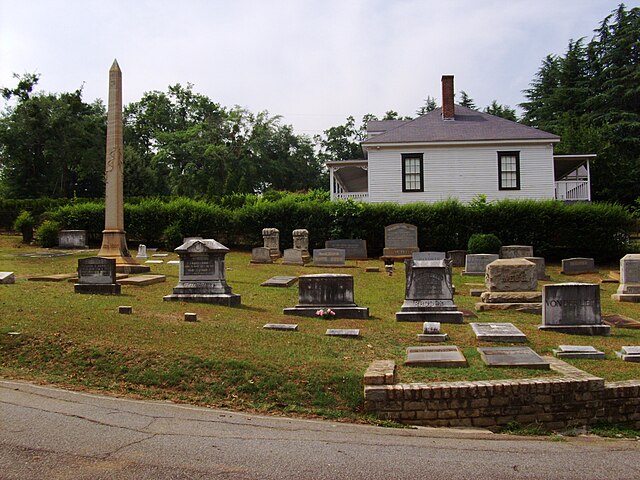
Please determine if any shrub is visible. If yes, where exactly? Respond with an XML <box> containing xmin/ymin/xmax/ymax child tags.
<box><xmin>35</xmin><ymin>220</ymin><xmax>62</xmax><ymax>247</ymax></box>
<box><xmin>467</xmin><ymin>233</ymin><xmax>502</xmax><ymax>254</ymax></box>
<box><xmin>163</xmin><ymin>223</ymin><xmax>184</xmax><ymax>250</ymax></box>
<box><xmin>13</xmin><ymin>210</ymin><xmax>35</xmax><ymax>243</ymax></box>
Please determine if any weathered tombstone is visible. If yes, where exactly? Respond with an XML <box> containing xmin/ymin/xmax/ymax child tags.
<box><xmin>615</xmin><ymin>346</ymin><xmax>640</xmax><ymax>362</ymax></box>
<box><xmin>446</xmin><ymin>250</ymin><xmax>467</xmax><ymax>268</ymax></box>
<box><xmin>462</xmin><ymin>254</ymin><xmax>499</xmax><ymax>276</ymax></box>
<box><xmin>417</xmin><ymin>321</ymin><xmax>448</xmax><ymax>342</ymax></box>
<box><xmin>262</xmin><ymin>228</ymin><xmax>281</xmax><ymax>259</ymax></box>
<box><xmin>118</xmin><ymin>305</ymin><xmax>132</xmax><ymax>314</ymax></box>
<box><xmin>0</xmin><ymin>272</ymin><xmax>15</xmax><ymax>284</ymax></box>
<box><xmin>184</xmin><ymin>312</ymin><xmax>197</xmax><ymax>322</ymax></box>
<box><xmin>283</xmin><ymin>274</ymin><xmax>369</xmax><ymax>319</ymax></box>
<box><xmin>251</xmin><ymin>247</ymin><xmax>273</xmax><ymax>264</ymax></box>
<box><xmin>260</xmin><ymin>275</ymin><xmax>298</xmax><ymax>287</ymax></box>
<box><xmin>499</xmin><ymin>245</ymin><xmax>534</xmax><ymax>259</ymax></box>
<box><xmin>470</xmin><ymin>323</ymin><xmax>527</xmax><ymax>343</ymax></box>
<box><xmin>292</xmin><ymin>229</ymin><xmax>309</xmax><ymax>251</ymax></box>
<box><xmin>383</xmin><ymin>223</ymin><xmax>419</xmax><ymax>258</ymax></box>
<box><xmin>475</xmin><ymin>258</ymin><xmax>541</xmax><ymax>313</ymax></box>
<box><xmin>561</xmin><ymin>257</ymin><xmax>597</xmax><ymax>275</ymax></box>
<box><xmin>611</xmin><ymin>254</ymin><xmax>640</xmax><ymax>302</ymax></box>
<box><xmin>325</xmin><ymin>239</ymin><xmax>368</xmax><ymax>260</ymax></box>
<box><xmin>404</xmin><ymin>346</ymin><xmax>467</xmax><ymax>367</ymax></box>
<box><xmin>523</xmin><ymin>256</ymin><xmax>550</xmax><ymax>281</ymax></box>
<box><xmin>163</xmin><ymin>238</ymin><xmax>241</xmax><ymax>306</ymax></box>
<box><xmin>58</xmin><ymin>230</ymin><xmax>88</xmax><ymax>249</ymax></box>
<box><xmin>325</xmin><ymin>329</ymin><xmax>360</xmax><ymax>338</ymax></box>
<box><xmin>412</xmin><ymin>251</ymin><xmax>446</xmax><ymax>261</ymax></box>
<box><xmin>313</xmin><ymin>248</ymin><xmax>346</xmax><ymax>266</ymax></box>
<box><xmin>136</xmin><ymin>244</ymin><xmax>148</xmax><ymax>258</ymax></box>
<box><xmin>539</xmin><ymin>283</ymin><xmax>610</xmax><ymax>335</ymax></box>
<box><xmin>263</xmin><ymin>323</ymin><xmax>298</xmax><ymax>331</ymax></box>
<box><xmin>74</xmin><ymin>257</ymin><xmax>121</xmax><ymax>295</ymax></box>
<box><xmin>396</xmin><ymin>258</ymin><xmax>463</xmax><ymax>323</ymax></box>
<box><xmin>552</xmin><ymin>345</ymin><xmax>604</xmax><ymax>360</ymax></box>
<box><xmin>478</xmin><ymin>347</ymin><xmax>550</xmax><ymax>369</ymax></box>
<box><xmin>282</xmin><ymin>248</ymin><xmax>306</xmax><ymax>266</ymax></box>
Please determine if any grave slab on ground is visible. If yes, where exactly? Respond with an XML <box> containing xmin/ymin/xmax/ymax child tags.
<box><xmin>552</xmin><ymin>345</ymin><xmax>604</xmax><ymax>359</ymax></box>
<box><xmin>470</xmin><ymin>322</ymin><xmax>528</xmax><ymax>343</ymax></box>
<box><xmin>615</xmin><ymin>346</ymin><xmax>640</xmax><ymax>362</ymax></box>
<box><xmin>325</xmin><ymin>329</ymin><xmax>360</xmax><ymax>338</ymax></box>
<box><xmin>263</xmin><ymin>323</ymin><xmax>298</xmax><ymax>331</ymax></box>
<box><xmin>28</xmin><ymin>273</ymin><xmax>76</xmax><ymax>282</ymax></box>
<box><xmin>478</xmin><ymin>346</ymin><xmax>550</xmax><ymax>369</ymax></box>
<box><xmin>404</xmin><ymin>346</ymin><xmax>467</xmax><ymax>367</ymax></box>
<box><xmin>117</xmin><ymin>275</ymin><xmax>166</xmax><ymax>286</ymax></box>
<box><xmin>260</xmin><ymin>276</ymin><xmax>298</xmax><ymax>287</ymax></box>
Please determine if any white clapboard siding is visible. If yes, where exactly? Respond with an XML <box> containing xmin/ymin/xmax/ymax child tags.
<box><xmin>368</xmin><ymin>143</ymin><xmax>555</xmax><ymax>204</ymax></box>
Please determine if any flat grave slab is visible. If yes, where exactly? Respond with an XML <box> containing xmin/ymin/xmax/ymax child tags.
<box><xmin>552</xmin><ymin>345</ymin><xmax>604</xmax><ymax>359</ymax></box>
<box><xmin>417</xmin><ymin>333</ymin><xmax>448</xmax><ymax>342</ymax></box>
<box><xmin>616</xmin><ymin>346</ymin><xmax>640</xmax><ymax>362</ymax></box>
<box><xmin>263</xmin><ymin>323</ymin><xmax>298</xmax><ymax>331</ymax></box>
<box><xmin>167</xmin><ymin>260</ymin><xmax>180</xmax><ymax>265</ymax></box>
<box><xmin>603</xmin><ymin>314</ymin><xmax>640</xmax><ymax>329</ymax></box>
<box><xmin>404</xmin><ymin>346</ymin><xmax>467</xmax><ymax>367</ymax></box>
<box><xmin>325</xmin><ymin>329</ymin><xmax>360</xmax><ymax>338</ymax></box>
<box><xmin>365</xmin><ymin>267</ymin><xmax>380</xmax><ymax>273</ymax></box>
<box><xmin>0</xmin><ymin>272</ymin><xmax>16</xmax><ymax>284</ymax></box>
<box><xmin>470</xmin><ymin>322</ymin><xmax>528</xmax><ymax>343</ymax></box>
<box><xmin>145</xmin><ymin>260</ymin><xmax>163</xmax><ymax>264</ymax></box>
<box><xmin>260</xmin><ymin>276</ymin><xmax>298</xmax><ymax>287</ymax></box>
<box><xmin>117</xmin><ymin>274</ymin><xmax>166</xmax><ymax>286</ymax></box>
<box><xmin>478</xmin><ymin>346</ymin><xmax>550</xmax><ymax>369</ymax></box>
<box><xmin>28</xmin><ymin>273</ymin><xmax>76</xmax><ymax>282</ymax></box>
<box><xmin>152</xmin><ymin>253</ymin><xmax>169</xmax><ymax>257</ymax></box>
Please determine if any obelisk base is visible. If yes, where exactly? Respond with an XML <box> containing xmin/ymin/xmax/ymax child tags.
<box><xmin>98</xmin><ymin>229</ymin><xmax>150</xmax><ymax>273</ymax></box>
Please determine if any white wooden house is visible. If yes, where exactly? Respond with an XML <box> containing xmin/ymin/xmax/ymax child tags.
<box><xmin>328</xmin><ymin>75</ymin><xmax>592</xmax><ymax>203</ymax></box>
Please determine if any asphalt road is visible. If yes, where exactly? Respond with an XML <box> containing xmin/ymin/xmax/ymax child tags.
<box><xmin>1</xmin><ymin>379</ymin><xmax>639</xmax><ymax>479</ymax></box>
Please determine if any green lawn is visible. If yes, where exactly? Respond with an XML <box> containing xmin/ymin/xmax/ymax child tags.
<box><xmin>1</xmin><ymin>234</ymin><xmax>639</xmax><ymax>422</ymax></box>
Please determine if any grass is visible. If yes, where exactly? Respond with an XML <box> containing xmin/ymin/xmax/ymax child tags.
<box><xmin>1</xmin><ymin>234</ymin><xmax>640</xmax><ymax>423</ymax></box>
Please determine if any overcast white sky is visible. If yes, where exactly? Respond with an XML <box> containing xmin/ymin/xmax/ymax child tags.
<box><xmin>1</xmin><ymin>0</ymin><xmax>637</xmax><ymax>136</ymax></box>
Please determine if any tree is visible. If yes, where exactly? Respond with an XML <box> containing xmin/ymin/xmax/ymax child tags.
<box><xmin>416</xmin><ymin>96</ymin><xmax>437</xmax><ymax>116</ymax></box>
<box><xmin>315</xmin><ymin>115</ymin><xmax>366</xmax><ymax>161</ymax></box>
<box><xmin>0</xmin><ymin>74</ymin><xmax>106</xmax><ymax>198</ymax></box>
<box><xmin>459</xmin><ymin>91</ymin><xmax>477</xmax><ymax>109</ymax></box>
<box><xmin>483</xmin><ymin>100</ymin><xmax>517</xmax><ymax>121</ymax></box>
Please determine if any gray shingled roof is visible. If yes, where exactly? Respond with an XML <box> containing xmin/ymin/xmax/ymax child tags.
<box><xmin>362</xmin><ymin>106</ymin><xmax>560</xmax><ymax>144</ymax></box>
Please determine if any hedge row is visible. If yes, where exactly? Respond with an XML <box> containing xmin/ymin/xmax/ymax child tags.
<box><xmin>42</xmin><ymin>197</ymin><xmax>635</xmax><ymax>261</ymax></box>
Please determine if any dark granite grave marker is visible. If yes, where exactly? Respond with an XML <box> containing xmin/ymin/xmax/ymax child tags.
<box><xmin>283</xmin><ymin>274</ymin><xmax>368</xmax><ymax>318</ymax></box>
<box><xmin>325</xmin><ymin>239</ymin><xmax>368</xmax><ymax>260</ymax></box>
<box><xmin>539</xmin><ymin>283</ymin><xmax>609</xmax><ymax>335</ymax></box>
<box><xmin>478</xmin><ymin>347</ymin><xmax>550</xmax><ymax>369</ymax></box>
<box><xmin>404</xmin><ymin>346</ymin><xmax>467</xmax><ymax>367</ymax></box>
<box><xmin>561</xmin><ymin>257</ymin><xmax>597</xmax><ymax>275</ymax></box>
<box><xmin>74</xmin><ymin>257</ymin><xmax>121</xmax><ymax>295</ymax></box>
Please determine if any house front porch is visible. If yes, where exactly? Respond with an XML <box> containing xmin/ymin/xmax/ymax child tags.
<box><xmin>327</xmin><ymin>159</ymin><xmax>369</xmax><ymax>202</ymax></box>
<box><xmin>553</xmin><ymin>154</ymin><xmax>594</xmax><ymax>202</ymax></box>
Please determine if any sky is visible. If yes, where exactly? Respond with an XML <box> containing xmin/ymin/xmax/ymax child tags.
<box><xmin>1</xmin><ymin>0</ymin><xmax>637</xmax><ymax>137</ymax></box>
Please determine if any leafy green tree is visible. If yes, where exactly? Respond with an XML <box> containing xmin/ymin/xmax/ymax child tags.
<box><xmin>459</xmin><ymin>91</ymin><xmax>477</xmax><ymax>109</ymax></box>
<box><xmin>416</xmin><ymin>95</ymin><xmax>437</xmax><ymax>116</ymax></box>
<box><xmin>483</xmin><ymin>100</ymin><xmax>517</xmax><ymax>121</ymax></box>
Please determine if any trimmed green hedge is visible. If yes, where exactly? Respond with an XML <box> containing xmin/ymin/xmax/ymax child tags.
<box><xmin>42</xmin><ymin>197</ymin><xmax>634</xmax><ymax>261</ymax></box>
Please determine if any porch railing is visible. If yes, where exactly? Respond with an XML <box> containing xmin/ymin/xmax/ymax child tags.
<box><xmin>555</xmin><ymin>180</ymin><xmax>590</xmax><ymax>201</ymax></box>
<box><xmin>333</xmin><ymin>192</ymin><xmax>369</xmax><ymax>202</ymax></box>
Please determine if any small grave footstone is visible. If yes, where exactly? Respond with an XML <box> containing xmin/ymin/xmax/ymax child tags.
<box><xmin>58</xmin><ymin>230</ymin><xmax>88</xmax><ymax>249</ymax></box>
<box><xmin>446</xmin><ymin>250</ymin><xmax>467</xmax><ymax>268</ymax></box>
<box><xmin>163</xmin><ymin>238</ymin><xmax>241</xmax><ymax>306</ymax></box>
<box><xmin>145</xmin><ymin>260</ymin><xmax>163</xmax><ymax>264</ymax></box>
<box><xmin>283</xmin><ymin>274</ymin><xmax>368</xmax><ymax>318</ymax></box>
<box><xmin>470</xmin><ymin>288</ymin><xmax>485</xmax><ymax>297</ymax></box>
<box><xmin>417</xmin><ymin>321</ymin><xmax>448</xmax><ymax>342</ymax></box>
<box><xmin>136</xmin><ymin>244</ymin><xmax>148</xmax><ymax>258</ymax></box>
<box><xmin>184</xmin><ymin>312</ymin><xmax>197</xmax><ymax>322</ymax></box>
<box><xmin>383</xmin><ymin>223</ymin><xmax>419</xmax><ymax>258</ymax></box>
<box><xmin>313</xmin><ymin>248</ymin><xmax>347</xmax><ymax>267</ymax></box>
<box><xmin>463</xmin><ymin>254</ymin><xmax>499</xmax><ymax>276</ymax></box>
<box><xmin>540</xmin><ymin>283</ymin><xmax>610</xmax><ymax>335</ymax></box>
<box><xmin>152</xmin><ymin>253</ymin><xmax>169</xmax><ymax>258</ymax></box>
<box><xmin>612</xmin><ymin>254</ymin><xmax>640</xmax><ymax>302</ymax></box>
<box><xmin>117</xmin><ymin>275</ymin><xmax>166</xmax><ymax>286</ymax></box>
<box><xmin>167</xmin><ymin>260</ymin><xmax>180</xmax><ymax>265</ymax></box>
<box><xmin>552</xmin><ymin>345</ymin><xmax>604</xmax><ymax>360</ymax></box>
<box><xmin>471</xmin><ymin>322</ymin><xmax>527</xmax><ymax>343</ymax></box>
<box><xmin>616</xmin><ymin>346</ymin><xmax>640</xmax><ymax>362</ymax></box>
<box><xmin>0</xmin><ymin>272</ymin><xmax>15</xmax><ymax>284</ymax></box>
<box><xmin>325</xmin><ymin>239</ymin><xmax>368</xmax><ymax>260</ymax></box>
<box><xmin>325</xmin><ymin>329</ymin><xmax>360</xmax><ymax>338</ymax></box>
<box><xmin>478</xmin><ymin>347</ymin><xmax>550</xmax><ymax>369</ymax></box>
<box><xmin>74</xmin><ymin>257</ymin><xmax>121</xmax><ymax>295</ymax></box>
<box><xmin>365</xmin><ymin>267</ymin><xmax>380</xmax><ymax>273</ymax></box>
<box><xmin>562</xmin><ymin>257</ymin><xmax>597</xmax><ymax>275</ymax></box>
<box><xmin>499</xmin><ymin>245</ymin><xmax>534</xmax><ymax>259</ymax></box>
<box><xmin>263</xmin><ymin>323</ymin><xmax>298</xmax><ymax>331</ymax></box>
<box><xmin>260</xmin><ymin>276</ymin><xmax>298</xmax><ymax>287</ymax></box>
<box><xmin>251</xmin><ymin>247</ymin><xmax>273</xmax><ymax>264</ymax></box>
<box><xmin>404</xmin><ymin>346</ymin><xmax>467</xmax><ymax>367</ymax></box>
<box><xmin>118</xmin><ymin>305</ymin><xmax>132</xmax><ymax>314</ymax></box>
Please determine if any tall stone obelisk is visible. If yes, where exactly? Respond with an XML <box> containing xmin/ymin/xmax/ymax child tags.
<box><xmin>98</xmin><ymin>60</ymin><xmax>149</xmax><ymax>273</ymax></box>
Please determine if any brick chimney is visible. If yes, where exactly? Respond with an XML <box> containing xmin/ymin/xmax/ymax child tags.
<box><xmin>441</xmin><ymin>75</ymin><xmax>455</xmax><ymax>120</ymax></box>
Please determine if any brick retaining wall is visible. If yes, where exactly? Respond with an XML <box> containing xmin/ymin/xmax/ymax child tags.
<box><xmin>364</xmin><ymin>358</ymin><xmax>640</xmax><ymax>431</ymax></box>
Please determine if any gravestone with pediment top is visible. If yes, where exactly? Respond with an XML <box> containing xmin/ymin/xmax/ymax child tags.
<box><xmin>74</xmin><ymin>257</ymin><xmax>121</xmax><ymax>295</ymax></box>
<box><xmin>396</xmin><ymin>257</ymin><xmax>463</xmax><ymax>323</ymax></box>
<box><xmin>163</xmin><ymin>238</ymin><xmax>240</xmax><ymax>306</ymax></box>
<box><xmin>383</xmin><ymin>223</ymin><xmax>419</xmax><ymax>258</ymax></box>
